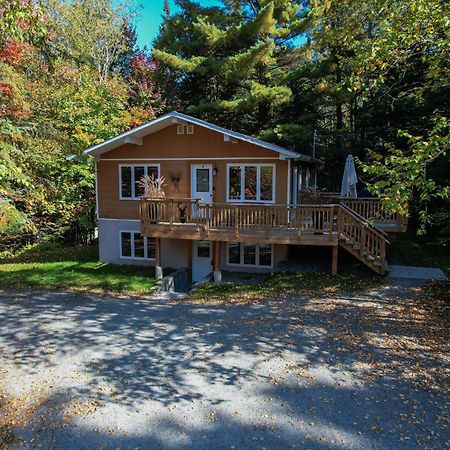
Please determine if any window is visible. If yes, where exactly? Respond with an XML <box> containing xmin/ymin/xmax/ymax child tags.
<box><xmin>244</xmin><ymin>166</ymin><xmax>257</xmax><ymax>201</ymax></box>
<box><xmin>196</xmin><ymin>240</ymin><xmax>210</xmax><ymax>258</ymax></box>
<box><xmin>228</xmin><ymin>166</ymin><xmax>241</xmax><ymax>200</ymax></box>
<box><xmin>227</xmin><ymin>243</ymin><xmax>273</xmax><ymax>267</ymax></box>
<box><xmin>121</xmin><ymin>232</ymin><xmax>132</xmax><ymax>257</ymax></box>
<box><xmin>258</xmin><ymin>244</ymin><xmax>272</xmax><ymax>266</ymax></box>
<box><xmin>227</xmin><ymin>164</ymin><xmax>275</xmax><ymax>203</ymax></box>
<box><xmin>243</xmin><ymin>243</ymin><xmax>256</xmax><ymax>265</ymax></box>
<box><xmin>176</xmin><ymin>124</ymin><xmax>194</xmax><ymax>134</ymax></box>
<box><xmin>196</xmin><ymin>169</ymin><xmax>210</xmax><ymax>193</ymax></box>
<box><xmin>119</xmin><ymin>165</ymin><xmax>159</xmax><ymax>199</ymax></box>
<box><xmin>120</xmin><ymin>231</ymin><xmax>155</xmax><ymax>260</ymax></box>
<box><xmin>228</xmin><ymin>243</ymin><xmax>240</xmax><ymax>264</ymax></box>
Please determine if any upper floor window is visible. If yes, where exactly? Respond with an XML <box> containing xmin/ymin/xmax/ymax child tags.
<box><xmin>227</xmin><ymin>164</ymin><xmax>275</xmax><ymax>203</ymax></box>
<box><xmin>120</xmin><ymin>165</ymin><xmax>159</xmax><ymax>200</ymax></box>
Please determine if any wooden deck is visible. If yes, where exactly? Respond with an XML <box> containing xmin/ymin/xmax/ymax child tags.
<box><xmin>140</xmin><ymin>199</ymin><xmax>391</xmax><ymax>274</ymax></box>
<box><xmin>140</xmin><ymin>199</ymin><xmax>337</xmax><ymax>245</ymax></box>
<box><xmin>299</xmin><ymin>192</ymin><xmax>408</xmax><ymax>233</ymax></box>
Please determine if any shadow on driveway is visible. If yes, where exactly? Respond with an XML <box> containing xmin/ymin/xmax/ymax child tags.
<box><xmin>0</xmin><ymin>281</ymin><xmax>448</xmax><ymax>449</ymax></box>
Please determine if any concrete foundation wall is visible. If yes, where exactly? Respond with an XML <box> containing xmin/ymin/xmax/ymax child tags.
<box><xmin>161</xmin><ymin>238</ymin><xmax>190</xmax><ymax>270</ymax></box>
<box><xmin>98</xmin><ymin>219</ymin><xmax>188</xmax><ymax>269</ymax></box>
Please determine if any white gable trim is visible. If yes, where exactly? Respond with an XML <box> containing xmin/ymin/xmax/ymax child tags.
<box><xmin>84</xmin><ymin>112</ymin><xmax>317</xmax><ymax>162</ymax></box>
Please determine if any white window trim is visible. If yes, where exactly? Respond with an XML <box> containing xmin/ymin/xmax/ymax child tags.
<box><xmin>226</xmin><ymin>242</ymin><xmax>273</xmax><ymax>268</ymax></box>
<box><xmin>119</xmin><ymin>164</ymin><xmax>160</xmax><ymax>200</ymax></box>
<box><xmin>226</xmin><ymin>163</ymin><xmax>276</xmax><ymax>203</ymax></box>
<box><xmin>119</xmin><ymin>231</ymin><xmax>156</xmax><ymax>261</ymax></box>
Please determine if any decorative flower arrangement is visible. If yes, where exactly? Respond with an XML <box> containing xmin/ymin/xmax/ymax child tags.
<box><xmin>138</xmin><ymin>175</ymin><xmax>166</xmax><ymax>198</ymax></box>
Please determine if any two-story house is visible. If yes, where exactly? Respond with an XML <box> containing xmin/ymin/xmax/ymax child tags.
<box><xmin>85</xmin><ymin>112</ymin><xmax>406</xmax><ymax>283</ymax></box>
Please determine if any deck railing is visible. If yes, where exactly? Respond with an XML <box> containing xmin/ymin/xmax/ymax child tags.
<box><xmin>339</xmin><ymin>198</ymin><xmax>406</xmax><ymax>229</ymax></box>
<box><xmin>337</xmin><ymin>203</ymin><xmax>389</xmax><ymax>272</ymax></box>
<box><xmin>299</xmin><ymin>192</ymin><xmax>407</xmax><ymax>231</ymax></box>
<box><xmin>140</xmin><ymin>198</ymin><xmax>389</xmax><ymax>273</ymax></box>
<box><xmin>140</xmin><ymin>198</ymin><xmax>336</xmax><ymax>237</ymax></box>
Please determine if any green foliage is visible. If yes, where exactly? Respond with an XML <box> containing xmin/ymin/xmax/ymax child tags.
<box><xmin>44</xmin><ymin>0</ymin><xmax>137</xmax><ymax>82</ymax></box>
<box><xmin>0</xmin><ymin>198</ymin><xmax>32</xmax><ymax>235</ymax></box>
<box><xmin>153</xmin><ymin>0</ymin><xmax>307</xmax><ymax>132</ymax></box>
<box><xmin>0</xmin><ymin>245</ymin><xmax>158</xmax><ymax>293</ymax></box>
<box><xmin>1</xmin><ymin>0</ymin><xmax>448</xmax><ymax>247</ymax></box>
<box><xmin>360</xmin><ymin>117</ymin><xmax>449</xmax><ymax>234</ymax></box>
<box><xmin>1</xmin><ymin>0</ymin><xmax>166</xmax><ymax>251</ymax></box>
<box><xmin>0</xmin><ymin>0</ymin><xmax>47</xmax><ymax>46</ymax></box>
<box><xmin>344</xmin><ymin>0</ymin><xmax>450</xmax><ymax>233</ymax></box>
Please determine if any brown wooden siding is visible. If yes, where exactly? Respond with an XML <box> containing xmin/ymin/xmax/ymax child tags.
<box><xmin>97</xmin><ymin>124</ymin><xmax>289</xmax><ymax>220</ymax></box>
<box><xmin>101</xmin><ymin>124</ymin><xmax>278</xmax><ymax>160</ymax></box>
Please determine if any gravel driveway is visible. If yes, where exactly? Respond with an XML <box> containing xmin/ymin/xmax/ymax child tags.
<box><xmin>0</xmin><ymin>281</ymin><xmax>448</xmax><ymax>450</ymax></box>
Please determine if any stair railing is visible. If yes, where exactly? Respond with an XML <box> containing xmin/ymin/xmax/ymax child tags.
<box><xmin>337</xmin><ymin>203</ymin><xmax>390</xmax><ymax>273</ymax></box>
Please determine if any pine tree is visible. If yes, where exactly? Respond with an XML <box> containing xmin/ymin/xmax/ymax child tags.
<box><xmin>153</xmin><ymin>0</ymin><xmax>310</xmax><ymax>135</ymax></box>
<box><xmin>163</xmin><ymin>0</ymin><xmax>170</xmax><ymax>19</ymax></box>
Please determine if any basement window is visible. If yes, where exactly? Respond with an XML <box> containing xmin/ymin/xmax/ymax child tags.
<box><xmin>227</xmin><ymin>243</ymin><xmax>273</xmax><ymax>267</ymax></box>
<box><xmin>120</xmin><ymin>231</ymin><xmax>155</xmax><ymax>260</ymax></box>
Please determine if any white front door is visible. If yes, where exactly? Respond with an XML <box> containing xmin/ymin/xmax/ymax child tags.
<box><xmin>192</xmin><ymin>240</ymin><xmax>212</xmax><ymax>282</ymax></box>
<box><xmin>191</xmin><ymin>164</ymin><xmax>213</xmax><ymax>203</ymax></box>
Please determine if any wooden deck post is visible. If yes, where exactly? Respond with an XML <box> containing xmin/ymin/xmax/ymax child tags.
<box><xmin>213</xmin><ymin>241</ymin><xmax>222</xmax><ymax>283</ymax></box>
<box><xmin>155</xmin><ymin>237</ymin><xmax>163</xmax><ymax>280</ymax></box>
<box><xmin>331</xmin><ymin>245</ymin><xmax>338</xmax><ymax>276</ymax></box>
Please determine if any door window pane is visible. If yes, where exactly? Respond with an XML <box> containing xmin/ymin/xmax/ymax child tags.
<box><xmin>147</xmin><ymin>237</ymin><xmax>155</xmax><ymax>259</ymax></box>
<box><xmin>196</xmin><ymin>169</ymin><xmax>210</xmax><ymax>193</ymax></box>
<box><xmin>244</xmin><ymin>166</ymin><xmax>257</xmax><ymax>200</ymax></box>
<box><xmin>243</xmin><ymin>243</ymin><xmax>256</xmax><ymax>265</ymax></box>
<box><xmin>134</xmin><ymin>166</ymin><xmax>145</xmax><ymax>197</ymax></box>
<box><xmin>121</xmin><ymin>232</ymin><xmax>132</xmax><ymax>257</ymax></box>
<box><xmin>121</xmin><ymin>167</ymin><xmax>132</xmax><ymax>198</ymax></box>
<box><xmin>259</xmin><ymin>244</ymin><xmax>272</xmax><ymax>266</ymax></box>
<box><xmin>197</xmin><ymin>240</ymin><xmax>210</xmax><ymax>257</ymax></box>
<box><xmin>134</xmin><ymin>233</ymin><xmax>145</xmax><ymax>258</ymax></box>
<box><xmin>229</xmin><ymin>166</ymin><xmax>241</xmax><ymax>200</ymax></box>
<box><xmin>228</xmin><ymin>243</ymin><xmax>240</xmax><ymax>264</ymax></box>
<box><xmin>260</xmin><ymin>166</ymin><xmax>273</xmax><ymax>201</ymax></box>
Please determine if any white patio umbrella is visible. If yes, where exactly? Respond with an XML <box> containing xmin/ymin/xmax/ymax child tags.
<box><xmin>340</xmin><ymin>154</ymin><xmax>358</xmax><ymax>197</ymax></box>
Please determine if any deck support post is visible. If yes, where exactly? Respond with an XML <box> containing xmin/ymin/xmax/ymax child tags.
<box><xmin>187</xmin><ymin>242</ymin><xmax>192</xmax><ymax>282</ymax></box>
<box><xmin>331</xmin><ymin>245</ymin><xmax>338</xmax><ymax>276</ymax></box>
<box><xmin>213</xmin><ymin>241</ymin><xmax>222</xmax><ymax>283</ymax></box>
<box><xmin>155</xmin><ymin>237</ymin><xmax>163</xmax><ymax>280</ymax></box>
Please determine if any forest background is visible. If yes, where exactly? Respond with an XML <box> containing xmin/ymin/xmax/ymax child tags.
<box><xmin>0</xmin><ymin>0</ymin><xmax>448</xmax><ymax>252</ymax></box>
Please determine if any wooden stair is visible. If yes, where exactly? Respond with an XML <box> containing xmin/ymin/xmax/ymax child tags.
<box><xmin>337</xmin><ymin>203</ymin><xmax>389</xmax><ymax>274</ymax></box>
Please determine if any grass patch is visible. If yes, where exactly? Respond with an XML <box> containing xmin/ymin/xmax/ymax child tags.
<box><xmin>189</xmin><ymin>271</ymin><xmax>383</xmax><ymax>304</ymax></box>
<box><xmin>0</xmin><ymin>245</ymin><xmax>157</xmax><ymax>294</ymax></box>
<box><xmin>388</xmin><ymin>236</ymin><xmax>450</xmax><ymax>276</ymax></box>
